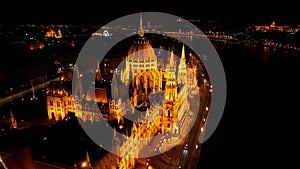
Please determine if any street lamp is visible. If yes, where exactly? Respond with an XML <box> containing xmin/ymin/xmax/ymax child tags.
<box><xmin>10</xmin><ymin>87</ymin><xmax>14</xmax><ymax>102</ymax></box>
<box><xmin>80</xmin><ymin>161</ymin><xmax>91</xmax><ymax>169</ymax></box>
<box><xmin>81</xmin><ymin>161</ymin><xmax>87</xmax><ymax>168</ymax></box>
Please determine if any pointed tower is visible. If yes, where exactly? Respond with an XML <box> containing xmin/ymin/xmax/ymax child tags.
<box><xmin>166</xmin><ymin>50</ymin><xmax>176</xmax><ymax>79</ymax></box>
<box><xmin>30</xmin><ymin>80</ymin><xmax>36</xmax><ymax>100</ymax></box>
<box><xmin>112</xmin><ymin>126</ymin><xmax>121</xmax><ymax>158</ymax></box>
<box><xmin>85</xmin><ymin>150</ymin><xmax>91</xmax><ymax>168</ymax></box>
<box><xmin>9</xmin><ymin>109</ymin><xmax>18</xmax><ymax>129</ymax></box>
<box><xmin>177</xmin><ymin>45</ymin><xmax>187</xmax><ymax>85</ymax></box>
<box><xmin>95</xmin><ymin>59</ymin><xmax>103</xmax><ymax>81</ymax></box>
<box><xmin>138</xmin><ymin>13</ymin><xmax>144</xmax><ymax>37</ymax></box>
<box><xmin>162</xmin><ymin>77</ymin><xmax>178</xmax><ymax>132</ymax></box>
<box><xmin>111</xmin><ymin>72</ymin><xmax>119</xmax><ymax>99</ymax></box>
<box><xmin>74</xmin><ymin>66</ymin><xmax>84</xmax><ymax>103</ymax></box>
<box><xmin>73</xmin><ymin>66</ymin><xmax>84</xmax><ymax>119</ymax></box>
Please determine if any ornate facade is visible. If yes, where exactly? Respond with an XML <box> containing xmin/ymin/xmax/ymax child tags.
<box><xmin>46</xmin><ymin>72</ymin><xmax>74</xmax><ymax>121</ymax></box>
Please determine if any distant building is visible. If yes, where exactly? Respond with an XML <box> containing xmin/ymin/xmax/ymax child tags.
<box><xmin>45</xmin><ymin>27</ymin><xmax>62</xmax><ymax>38</ymax></box>
<box><xmin>255</xmin><ymin>21</ymin><xmax>300</xmax><ymax>32</ymax></box>
<box><xmin>27</xmin><ymin>41</ymin><xmax>44</xmax><ymax>50</ymax></box>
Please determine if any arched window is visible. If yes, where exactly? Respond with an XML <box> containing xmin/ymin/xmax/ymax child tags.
<box><xmin>51</xmin><ymin>112</ymin><xmax>55</xmax><ymax>120</ymax></box>
<box><xmin>57</xmin><ymin>113</ymin><xmax>62</xmax><ymax>120</ymax></box>
<box><xmin>56</xmin><ymin>101</ymin><xmax>60</xmax><ymax>107</ymax></box>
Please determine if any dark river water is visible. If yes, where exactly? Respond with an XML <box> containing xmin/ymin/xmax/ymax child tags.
<box><xmin>198</xmin><ymin>44</ymin><xmax>300</xmax><ymax>168</ymax></box>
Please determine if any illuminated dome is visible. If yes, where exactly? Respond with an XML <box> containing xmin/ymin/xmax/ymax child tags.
<box><xmin>127</xmin><ymin>37</ymin><xmax>156</xmax><ymax>63</ymax></box>
<box><xmin>121</xmin><ymin>14</ymin><xmax>158</xmax><ymax>85</ymax></box>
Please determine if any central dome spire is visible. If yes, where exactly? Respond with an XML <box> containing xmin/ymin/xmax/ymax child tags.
<box><xmin>122</xmin><ymin>13</ymin><xmax>157</xmax><ymax>85</ymax></box>
<box><xmin>127</xmin><ymin>13</ymin><xmax>156</xmax><ymax>64</ymax></box>
<box><xmin>138</xmin><ymin>13</ymin><xmax>144</xmax><ymax>37</ymax></box>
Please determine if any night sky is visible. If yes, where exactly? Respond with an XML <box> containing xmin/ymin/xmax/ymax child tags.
<box><xmin>1</xmin><ymin>1</ymin><xmax>300</xmax><ymax>25</ymax></box>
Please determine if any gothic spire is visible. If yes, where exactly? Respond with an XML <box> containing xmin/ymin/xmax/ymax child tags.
<box><xmin>86</xmin><ymin>150</ymin><xmax>91</xmax><ymax>168</ymax></box>
<box><xmin>139</xmin><ymin>14</ymin><xmax>144</xmax><ymax>37</ymax></box>
<box><xmin>170</xmin><ymin>50</ymin><xmax>175</xmax><ymax>66</ymax></box>
<box><xmin>181</xmin><ymin>44</ymin><xmax>186</xmax><ymax>62</ymax></box>
<box><xmin>9</xmin><ymin>109</ymin><xmax>17</xmax><ymax>129</ymax></box>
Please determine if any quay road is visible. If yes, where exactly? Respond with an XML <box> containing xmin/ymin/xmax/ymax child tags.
<box><xmin>176</xmin><ymin>86</ymin><xmax>211</xmax><ymax>169</ymax></box>
<box><xmin>0</xmin><ymin>77</ymin><xmax>60</xmax><ymax>107</ymax></box>
<box><xmin>142</xmin><ymin>85</ymin><xmax>211</xmax><ymax>169</ymax></box>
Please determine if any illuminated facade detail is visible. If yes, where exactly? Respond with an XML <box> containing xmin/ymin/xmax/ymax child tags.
<box><xmin>163</xmin><ymin>78</ymin><xmax>178</xmax><ymax>132</ymax></box>
<box><xmin>45</xmin><ymin>27</ymin><xmax>62</xmax><ymax>38</ymax></box>
<box><xmin>46</xmin><ymin>72</ymin><xmax>74</xmax><ymax>121</ymax></box>
<box><xmin>187</xmin><ymin>55</ymin><xmax>199</xmax><ymax>89</ymax></box>
<box><xmin>130</xmin><ymin>69</ymin><xmax>163</xmax><ymax>107</ymax></box>
<box><xmin>109</xmin><ymin>99</ymin><xmax>123</xmax><ymax>123</ymax></box>
<box><xmin>46</xmin><ymin>85</ymin><xmax>74</xmax><ymax>121</ymax></box>
<box><xmin>27</xmin><ymin>41</ymin><xmax>45</xmax><ymax>50</ymax></box>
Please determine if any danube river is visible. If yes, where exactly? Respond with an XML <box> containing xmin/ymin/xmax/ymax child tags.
<box><xmin>198</xmin><ymin>43</ymin><xmax>300</xmax><ymax>168</ymax></box>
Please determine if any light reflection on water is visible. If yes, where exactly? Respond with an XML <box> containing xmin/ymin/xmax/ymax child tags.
<box><xmin>214</xmin><ymin>43</ymin><xmax>300</xmax><ymax>65</ymax></box>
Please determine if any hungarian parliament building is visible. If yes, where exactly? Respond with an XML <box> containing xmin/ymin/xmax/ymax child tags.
<box><xmin>45</xmin><ymin>16</ymin><xmax>204</xmax><ymax>168</ymax></box>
